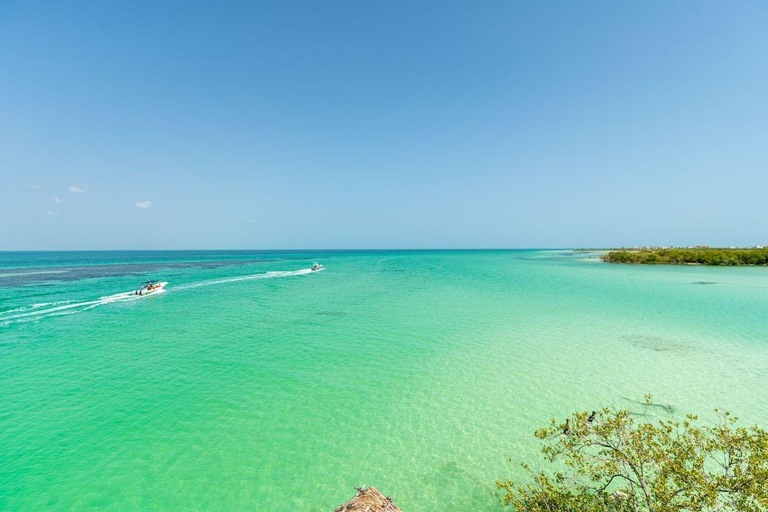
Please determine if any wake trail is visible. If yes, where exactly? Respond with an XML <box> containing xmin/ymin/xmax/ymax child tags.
<box><xmin>173</xmin><ymin>268</ymin><xmax>315</xmax><ymax>290</ymax></box>
<box><xmin>0</xmin><ymin>291</ymin><xmax>140</xmax><ymax>324</ymax></box>
<box><xmin>1</xmin><ymin>267</ymin><xmax>320</xmax><ymax>327</ymax></box>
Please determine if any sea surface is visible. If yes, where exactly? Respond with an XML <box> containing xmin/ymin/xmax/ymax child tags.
<box><xmin>2</xmin><ymin>250</ymin><xmax>767</xmax><ymax>511</ymax></box>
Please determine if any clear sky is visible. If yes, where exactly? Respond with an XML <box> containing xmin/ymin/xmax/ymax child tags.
<box><xmin>1</xmin><ymin>1</ymin><xmax>766</xmax><ymax>250</ymax></box>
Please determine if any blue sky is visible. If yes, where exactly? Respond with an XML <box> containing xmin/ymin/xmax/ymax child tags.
<box><xmin>1</xmin><ymin>1</ymin><xmax>766</xmax><ymax>250</ymax></box>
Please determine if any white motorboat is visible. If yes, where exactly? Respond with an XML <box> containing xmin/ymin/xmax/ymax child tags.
<box><xmin>135</xmin><ymin>280</ymin><xmax>168</xmax><ymax>295</ymax></box>
<box><xmin>310</xmin><ymin>262</ymin><xmax>324</xmax><ymax>272</ymax></box>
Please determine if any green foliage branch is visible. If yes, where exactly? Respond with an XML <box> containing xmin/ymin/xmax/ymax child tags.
<box><xmin>497</xmin><ymin>397</ymin><xmax>768</xmax><ymax>511</ymax></box>
<box><xmin>602</xmin><ymin>248</ymin><xmax>768</xmax><ymax>266</ymax></box>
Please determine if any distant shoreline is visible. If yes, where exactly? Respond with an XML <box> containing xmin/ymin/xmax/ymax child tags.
<box><xmin>600</xmin><ymin>247</ymin><xmax>768</xmax><ymax>266</ymax></box>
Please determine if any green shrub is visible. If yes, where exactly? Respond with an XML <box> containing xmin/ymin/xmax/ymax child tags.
<box><xmin>497</xmin><ymin>398</ymin><xmax>768</xmax><ymax>511</ymax></box>
<box><xmin>601</xmin><ymin>248</ymin><xmax>768</xmax><ymax>266</ymax></box>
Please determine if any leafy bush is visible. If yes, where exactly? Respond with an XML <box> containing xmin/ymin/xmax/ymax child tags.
<box><xmin>602</xmin><ymin>248</ymin><xmax>768</xmax><ymax>266</ymax></box>
<box><xmin>497</xmin><ymin>398</ymin><xmax>768</xmax><ymax>511</ymax></box>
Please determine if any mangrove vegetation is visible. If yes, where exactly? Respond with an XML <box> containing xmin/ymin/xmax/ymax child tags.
<box><xmin>602</xmin><ymin>248</ymin><xmax>768</xmax><ymax>266</ymax></box>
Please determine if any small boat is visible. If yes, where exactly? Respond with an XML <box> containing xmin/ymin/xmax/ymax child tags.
<box><xmin>310</xmin><ymin>262</ymin><xmax>324</xmax><ymax>272</ymax></box>
<box><xmin>135</xmin><ymin>280</ymin><xmax>168</xmax><ymax>295</ymax></box>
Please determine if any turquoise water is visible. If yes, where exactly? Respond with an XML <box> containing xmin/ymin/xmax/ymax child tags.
<box><xmin>2</xmin><ymin>250</ymin><xmax>768</xmax><ymax>511</ymax></box>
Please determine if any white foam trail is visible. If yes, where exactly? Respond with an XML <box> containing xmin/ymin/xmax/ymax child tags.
<box><xmin>1</xmin><ymin>267</ymin><xmax>320</xmax><ymax>326</ymax></box>
<box><xmin>3</xmin><ymin>309</ymin><xmax>80</xmax><ymax>326</ymax></box>
<box><xmin>0</xmin><ymin>291</ymin><xmax>139</xmax><ymax>322</ymax></box>
<box><xmin>174</xmin><ymin>268</ymin><xmax>315</xmax><ymax>290</ymax></box>
<box><xmin>32</xmin><ymin>301</ymin><xmax>73</xmax><ymax>308</ymax></box>
<box><xmin>0</xmin><ymin>299</ymin><xmax>77</xmax><ymax>316</ymax></box>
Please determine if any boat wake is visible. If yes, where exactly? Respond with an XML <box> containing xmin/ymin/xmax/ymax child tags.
<box><xmin>174</xmin><ymin>268</ymin><xmax>315</xmax><ymax>291</ymax></box>
<box><xmin>0</xmin><ymin>267</ymin><xmax>320</xmax><ymax>327</ymax></box>
<box><xmin>0</xmin><ymin>291</ymin><xmax>143</xmax><ymax>326</ymax></box>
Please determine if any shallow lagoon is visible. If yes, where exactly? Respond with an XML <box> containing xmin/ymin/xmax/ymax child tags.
<box><xmin>2</xmin><ymin>250</ymin><xmax>767</xmax><ymax>510</ymax></box>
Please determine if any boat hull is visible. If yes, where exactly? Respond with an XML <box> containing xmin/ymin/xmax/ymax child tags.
<box><xmin>136</xmin><ymin>282</ymin><xmax>168</xmax><ymax>295</ymax></box>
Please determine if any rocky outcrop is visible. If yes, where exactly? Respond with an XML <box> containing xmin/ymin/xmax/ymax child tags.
<box><xmin>333</xmin><ymin>486</ymin><xmax>402</xmax><ymax>512</ymax></box>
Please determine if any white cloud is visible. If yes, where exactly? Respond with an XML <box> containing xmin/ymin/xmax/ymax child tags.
<box><xmin>135</xmin><ymin>200</ymin><xmax>153</xmax><ymax>209</ymax></box>
<box><xmin>29</xmin><ymin>184</ymin><xmax>41</xmax><ymax>190</ymax></box>
<box><xmin>68</xmin><ymin>185</ymin><xmax>88</xmax><ymax>193</ymax></box>
<box><xmin>247</xmin><ymin>219</ymin><xmax>256</xmax><ymax>223</ymax></box>
<box><xmin>53</xmin><ymin>197</ymin><xmax>64</xmax><ymax>204</ymax></box>
<box><xmin>171</xmin><ymin>214</ymin><xmax>178</xmax><ymax>218</ymax></box>
<box><xmin>45</xmin><ymin>210</ymin><xmax>58</xmax><ymax>216</ymax></box>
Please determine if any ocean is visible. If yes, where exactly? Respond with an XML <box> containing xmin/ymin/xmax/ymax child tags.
<box><xmin>2</xmin><ymin>250</ymin><xmax>767</xmax><ymax>511</ymax></box>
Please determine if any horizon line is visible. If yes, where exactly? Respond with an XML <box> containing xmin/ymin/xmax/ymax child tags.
<box><xmin>0</xmin><ymin>247</ymin><xmax>583</xmax><ymax>253</ymax></box>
